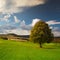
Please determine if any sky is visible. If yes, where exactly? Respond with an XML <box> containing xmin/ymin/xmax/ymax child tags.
<box><xmin>0</xmin><ymin>0</ymin><xmax>60</xmax><ymax>37</ymax></box>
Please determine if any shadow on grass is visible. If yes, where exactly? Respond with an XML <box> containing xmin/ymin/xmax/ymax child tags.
<box><xmin>40</xmin><ymin>43</ymin><xmax>60</xmax><ymax>49</ymax></box>
<box><xmin>35</xmin><ymin>46</ymin><xmax>56</xmax><ymax>49</ymax></box>
<box><xmin>42</xmin><ymin>47</ymin><xmax>56</xmax><ymax>49</ymax></box>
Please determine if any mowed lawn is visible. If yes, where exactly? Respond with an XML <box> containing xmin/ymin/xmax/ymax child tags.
<box><xmin>0</xmin><ymin>39</ymin><xmax>60</xmax><ymax>60</ymax></box>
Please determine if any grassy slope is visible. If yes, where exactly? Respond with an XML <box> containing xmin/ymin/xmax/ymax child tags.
<box><xmin>0</xmin><ymin>39</ymin><xmax>60</xmax><ymax>60</ymax></box>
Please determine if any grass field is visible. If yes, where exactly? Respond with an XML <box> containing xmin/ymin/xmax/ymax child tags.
<box><xmin>0</xmin><ymin>39</ymin><xmax>60</xmax><ymax>60</ymax></box>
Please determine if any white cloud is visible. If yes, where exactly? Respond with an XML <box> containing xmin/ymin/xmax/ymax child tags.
<box><xmin>0</xmin><ymin>0</ymin><xmax>23</xmax><ymax>14</ymax></box>
<box><xmin>0</xmin><ymin>0</ymin><xmax>47</xmax><ymax>14</ymax></box>
<box><xmin>52</xmin><ymin>27</ymin><xmax>59</xmax><ymax>31</ymax></box>
<box><xmin>0</xmin><ymin>14</ymin><xmax>11</xmax><ymax>22</ymax></box>
<box><xmin>0</xmin><ymin>19</ymin><xmax>31</xmax><ymax>35</ymax></box>
<box><xmin>0</xmin><ymin>0</ymin><xmax>5</xmax><ymax>8</ymax></box>
<box><xmin>20</xmin><ymin>20</ymin><xmax>32</xmax><ymax>30</ymax></box>
<box><xmin>13</xmin><ymin>0</ymin><xmax>47</xmax><ymax>7</ymax></box>
<box><xmin>31</xmin><ymin>18</ymin><xmax>40</xmax><ymax>26</ymax></box>
<box><xmin>46</xmin><ymin>20</ymin><xmax>60</xmax><ymax>25</ymax></box>
<box><xmin>5</xmin><ymin>29</ymin><xmax>30</xmax><ymax>35</ymax></box>
<box><xmin>14</xmin><ymin>16</ymin><xmax>20</xmax><ymax>23</ymax></box>
<box><xmin>20</xmin><ymin>20</ymin><xmax>26</xmax><ymax>26</ymax></box>
<box><xmin>0</xmin><ymin>18</ymin><xmax>60</xmax><ymax>37</ymax></box>
<box><xmin>50</xmin><ymin>26</ymin><xmax>53</xmax><ymax>29</ymax></box>
<box><xmin>46</xmin><ymin>20</ymin><xmax>60</xmax><ymax>37</ymax></box>
<box><xmin>52</xmin><ymin>31</ymin><xmax>60</xmax><ymax>37</ymax></box>
<box><xmin>51</xmin><ymin>27</ymin><xmax>60</xmax><ymax>37</ymax></box>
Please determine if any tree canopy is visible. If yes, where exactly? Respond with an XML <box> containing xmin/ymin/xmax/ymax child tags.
<box><xmin>30</xmin><ymin>20</ymin><xmax>54</xmax><ymax>48</ymax></box>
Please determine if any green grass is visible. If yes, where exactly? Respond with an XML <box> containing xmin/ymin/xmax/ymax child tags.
<box><xmin>0</xmin><ymin>39</ymin><xmax>60</xmax><ymax>60</ymax></box>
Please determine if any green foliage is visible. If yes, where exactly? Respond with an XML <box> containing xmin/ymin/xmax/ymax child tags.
<box><xmin>30</xmin><ymin>21</ymin><xmax>54</xmax><ymax>47</ymax></box>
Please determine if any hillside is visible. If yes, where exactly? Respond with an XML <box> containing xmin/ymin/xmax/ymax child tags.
<box><xmin>0</xmin><ymin>33</ymin><xmax>29</xmax><ymax>40</ymax></box>
<box><xmin>0</xmin><ymin>33</ymin><xmax>60</xmax><ymax>42</ymax></box>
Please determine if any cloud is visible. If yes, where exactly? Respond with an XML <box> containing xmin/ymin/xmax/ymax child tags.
<box><xmin>0</xmin><ymin>24</ymin><xmax>17</xmax><ymax>30</ymax></box>
<box><xmin>46</xmin><ymin>20</ymin><xmax>60</xmax><ymax>25</ymax></box>
<box><xmin>8</xmin><ymin>18</ymin><xmax>41</xmax><ymax>35</ymax></box>
<box><xmin>0</xmin><ymin>14</ymin><xmax>11</xmax><ymax>22</ymax></box>
<box><xmin>31</xmin><ymin>18</ymin><xmax>40</xmax><ymax>26</ymax></box>
<box><xmin>20</xmin><ymin>20</ymin><xmax>32</xmax><ymax>30</ymax></box>
<box><xmin>13</xmin><ymin>0</ymin><xmax>47</xmax><ymax>7</ymax></box>
<box><xmin>46</xmin><ymin>20</ymin><xmax>60</xmax><ymax>37</ymax></box>
<box><xmin>52</xmin><ymin>31</ymin><xmax>60</xmax><ymax>37</ymax></box>
<box><xmin>0</xmin><ymin>0</ymin><xmax>47</xmax><ymax>14</ymax></box>
<box><xmin>52</xmin><ymin>27</ymin><xmax>59</xmax><ymax>31</ymax></box>
<box><xmin>51</xmin><ymin>26</ymin><xmax>60</xmax><ymax>37</ymax></box>
<box><xmin>0</xmin><ymin>24</ymin><xmax>30</xmax><ymax>35</ymax></box>
<box><xmin>5</xmin><ymin>29</ymin><xmax>30</xmax><ymax>35</ymax></box>
<box><xmin>0</xmin><ymin>18</ymin><xmax>60</xmax><ymax>37</ymax></box>
<box><xmin>20</xmin><ymin>20</ymin><xmax>26</xmax><ymax>26</ymax></box>
<box><xmin>0</xmin><ymin>0</ymin><xmax>23</xmax><ymax>14</ymax></box>
<box><xmin>14</xmin><ymin>16</ymin><xmax>20</xmax><ymax>23</ymax></box>
<box><xmin>0</xmin><ymin>18</ymin><xmax>31</xmax><ymax>35</ymax></box>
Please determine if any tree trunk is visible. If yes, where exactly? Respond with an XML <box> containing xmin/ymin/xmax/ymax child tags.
<box><xmin>40</xmin><ymin>43</ymin><xmax>42</xmax><ymax>48</ymax></box>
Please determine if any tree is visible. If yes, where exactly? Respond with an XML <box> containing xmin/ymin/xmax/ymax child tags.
<box><xmin>29</xmin><ymin>21</ymin><xmax>54</xmax><ymax>48</ymax></box>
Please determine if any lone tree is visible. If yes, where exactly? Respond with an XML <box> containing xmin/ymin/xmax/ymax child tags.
<box><xmin>30</xmin><ymin>21</ymin><xmax>54</xmax><ymax>48</ymax></box>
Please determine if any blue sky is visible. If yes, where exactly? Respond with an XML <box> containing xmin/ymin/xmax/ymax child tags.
<box><xmin>0</xmin><ymin>0</ymin><xmax>60</xmax><ymax>37</ymax></box>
